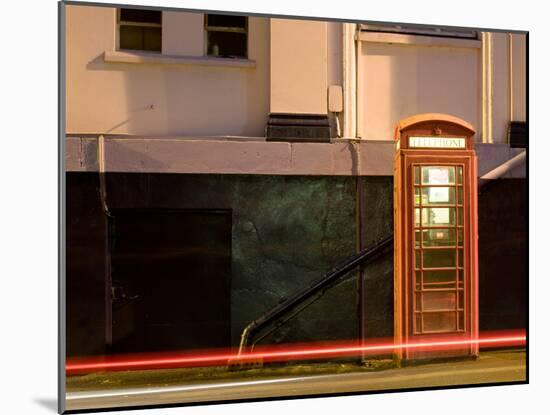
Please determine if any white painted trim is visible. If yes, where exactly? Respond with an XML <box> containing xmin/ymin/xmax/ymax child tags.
<box><xmin>357</xmin><ymin>32</ymin><xmax>482</xmax><ymax>49</ymax></box>
<box><xmin>482</xmin><ymin>32</ymin><xmax>493</xmax><ymax>143</ymax></box>
<box><xmin>342</xmin><ymin>23</ymin><xmax>357</xmax><ymax>139</ymax></box>
<box><xmin>103</xmin><ymin>50</ymin><xmax>256</xmax><ymax>68</ymax></box>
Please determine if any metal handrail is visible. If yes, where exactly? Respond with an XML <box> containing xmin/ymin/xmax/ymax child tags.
<box><xmin>237</xmin><ymin>235</ymin><xmax>394</xmax><ymax>355</ymax></box>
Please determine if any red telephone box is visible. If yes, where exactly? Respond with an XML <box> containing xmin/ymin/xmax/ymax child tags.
<box><xmin>394</xmin><ymin>113</ymin><xmax>478</xmax><ymax>361</ymax></box>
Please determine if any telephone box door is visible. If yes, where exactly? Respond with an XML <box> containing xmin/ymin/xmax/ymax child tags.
<box><xmin>394</xmin><ymin>114</ymin><xmax>478</xmax><ymax>361</ymax></box>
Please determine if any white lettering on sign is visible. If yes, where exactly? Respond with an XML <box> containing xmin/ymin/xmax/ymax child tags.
<box><xmin>409</xmin><ymin>136</ymin><xmax>466</xmax><ymax>149</ymax></box>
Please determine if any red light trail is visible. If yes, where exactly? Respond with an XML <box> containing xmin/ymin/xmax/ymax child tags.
<box><xmin>66</xmin><ymin>330</ymin><xmax>525</xmax><ymax>375</ymax></box>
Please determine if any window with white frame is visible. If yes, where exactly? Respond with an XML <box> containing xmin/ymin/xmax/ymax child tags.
<box><xmin>360</xmin><ymin>23</ymin><xmax>478</xmax><ymax>39</ymax></box>
<box><xmin>205</xmin><ymin>14</ymin><xmax>248</xmax><ymax>58</ymax></box>
<box><xmin>118</xmin><ymin>8</ymin><xmax>162</xmax><ymax>52</ymax></box>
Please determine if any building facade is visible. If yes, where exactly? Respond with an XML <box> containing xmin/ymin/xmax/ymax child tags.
<box><xmin>64</xmin><ymin>4</ymin><xmax>527</xmax><ymax>358</ymax></box>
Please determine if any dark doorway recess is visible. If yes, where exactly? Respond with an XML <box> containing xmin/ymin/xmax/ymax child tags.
<box><xmin>108</xmin><ymin>209</ymin><xmax>232</xmax><ymax>354</ymax></box>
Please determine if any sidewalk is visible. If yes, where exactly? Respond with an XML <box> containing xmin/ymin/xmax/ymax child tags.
<box><xmin>66</xmin><ymin>349</ymin><xmax>526</xmax><ymax>411</ymax></box>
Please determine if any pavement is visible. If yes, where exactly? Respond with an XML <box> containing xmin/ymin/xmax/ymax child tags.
<box><xmin>65</xmin><ymin>349</ymin><xmax>526</xmax><ymax>411</ymax></box>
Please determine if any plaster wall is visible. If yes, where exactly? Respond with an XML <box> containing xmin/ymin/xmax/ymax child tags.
<box><xmin>357</xmin><ymin>33</ymin><xmax>527</xmax><ymax>144</ymax></box>
<box><xmin>358</xmin><ymin>40</ymin><xmax>481</xmax><ymax>141</ymax></box>
<box><xmin>65</xmin><ymin>5</ymin><xmax>270</xmax><ymax>137</ymax></box>
<box><xmin>511</xmin><ymin>34</ymin><xmax>527</xmax><ymax>122</ymax></box>
<box><xmin>270</xmin><ymin>19</ymin><xmax>328</xmax><ymax>115</ymax></box>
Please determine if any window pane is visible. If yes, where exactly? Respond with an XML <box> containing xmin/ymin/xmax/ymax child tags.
<box><xmin>422</xmin><ymin>166</ymin><xmax>455</xmax><ymax>185</ymax></box>
<box><xmin>423</xmin><ymin>291</ymin><xmax>456</xmax><ymax>311</ymax></box>
<box><xmin>207</xmin><ymin>14</ymin><xmax>247</xmax><ymax>29</ymax></box>
<box><xmin>415</xmin><ymin>313</ymin><xmax>422</xmax><ymax>333</ymax></box>
<box><xmin>415</xmin><ymin>271</ymin><xmax>421</xmax><ymax>290</ymax></box>
<box><xmin>207</xmin><ymin>31</ymin><xmax>247</xmax><ymax>58</ymax></box>
<box><xmin>458</xmin><ymin>166</ymin><xmax>463</xmax><ymax>184</ymax></box>
<box><xmin>414</xmin><ymin>166</ymin><xmax>420</xmax><ymax>184</ymax></box>
<box><xmin>423</xmin><ymin>270</ymin><xmax>456</xmax><ymax>288</ymax></box>
<box><xmin>458</xmin><ymin>207</ymin><xmax>463</xmax><ymax>225</ymax></box>
<box><xmin>458</xmin><ymin>290</ymin><xmax>464</xmax><ymax>309</ymax></box>
<box><xmin>415</xmin><ymin>230</ymin><xmax>421</xmax><ymax>248</ymax></box>
<box><xmin>458</xmin><ymin>311</ymin><xmax>465</xmax><ymax>330</ymax></box>
<box><xmin>143</xmin><ymin>27</ymin><xmax>162</xmax><ymax>52</ymax></box>
<box><xmin>423</xmin><ymin>228</ymin><xmax>456</xmax><ymax>247</ymax></box>
<box><xmin>422</xmin><ymin>187</ymin><xmax>455</xmax><ymax>205</ymax></box>
<box><xmin>414</xmin><ymin>187</ymin><xmax>420</xmax><ymax>206</ymax></box>
<box><xmin>120</xmin><ymin>25</ymin><xmax>144</xmax><ymax>51</ymax></box>
<box><xmin>457</xmin><ymin>187</ymin><xmax>463</xmax><ymax>205</ymax></box>
<box><xmin>415</xmin><ymin>208</ymin><xmax>421</xmax><ymax>227</ymax></box>
<box><xmin>423</xmin><ymin>249</ymin><xmax>456</xmax><ymax>268</ymax></box>
<box><xmin>415</xmin><ymin>292</ymin><xmax>421</xmax><ymax>312</ymax></box>
<box><xmin>458</xmin><ymin>229</ymin><xmax>463</xmax><ymax>247</ymax></box>
<box><xmin>422</xmin><ymin>207</ymin><xmax>456</xmax><ymax>226</ymax></box>
<box><xmin>423</xmin><ymin>312</ymin><xmax>457</xmax><ymax>332</ymax></box>
<box><xmin>120</xmin><ymin>26</ymin><xmax>161</xmax><ymax>52</ymax></box>
<box><xmin>120</xmin><ymin>8</ymin><xmax>161</xmax><ymax>24</ymax></box>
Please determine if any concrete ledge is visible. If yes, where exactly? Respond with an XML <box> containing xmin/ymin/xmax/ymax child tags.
<box><xmin>104</xmin><ymin>51</ymin><xmax>256</xmax><ymax>69</ymax></box>
<box><xmin>357</xmin><ymin>32</ymin><xmax>482</xmax><ymax>49</ymax></box>
<box><xmin>65</xmin><ymin>136</ymin><xmax>526</xmax><ymax>178</ymax></box>
<box><xmin>65</xmin><ymin>137</ymin><xmax>394</xmax><ymax>176</ymax></box>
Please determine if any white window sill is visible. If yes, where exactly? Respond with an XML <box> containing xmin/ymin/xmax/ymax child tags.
<box><xmin>103</xmin><ymin>50</ymin><xmax>256</xmax><ymax>68</ymax></box>
<box><xmin>357</xmin><ymin>32</ymin><xmax>482</xmax><ymax>49</ymax></box>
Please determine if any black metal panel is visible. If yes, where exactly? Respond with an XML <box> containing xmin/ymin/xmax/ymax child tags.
<box><xmin>508</xmin><ymin>121</ymin><xmax>527</xmax><ymax>148</ymax></box>
<box><xmin>266</xmin><ymin>113</ymin><xmax>333</xmax><ymax>142</ymax></box>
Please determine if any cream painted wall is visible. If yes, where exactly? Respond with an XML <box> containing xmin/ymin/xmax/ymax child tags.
<box><xmin>358</xmin><ymin>40</ymin><xmax>481</xmax><ymax>141</ymax></box>
<box><xmin>511</xmin><ymin>34</ymin><xmax>527</xmax><ymax>122</ymax></box>
<box><xmin>270</xmin><ymin>19</ymin><xmax>328</xmax><ymax>115</ymax></box>
<box><xmin>66</xmin><ymin>5</ymin><xmax>270</xmax><ymax>137</ymax></box>
<box><xmin>488</xmin><ymin>33</ymin><xmax>511</xmax><ymax>144</ymax></box>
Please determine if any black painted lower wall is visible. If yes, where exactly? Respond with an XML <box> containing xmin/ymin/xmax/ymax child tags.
<box><xmin>66</xmin><ymin>173</ymin><xmax>527</xmax><ymax>358</ymax></box>
<box><xmin>478</xmin><ymin>179</ymin><xmax>527</xmax><ymax>331</ymax></box>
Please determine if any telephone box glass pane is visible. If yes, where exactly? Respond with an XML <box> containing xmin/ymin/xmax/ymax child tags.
<box><xmin>415</xmin><ymin>187</ymin><xmax>421</xmax><ymax>205</ymax></box>
<box><xmin>415</xmin><ymin>314</ymin><xmax>422</xmax><ymax>333</ymax></box>
<box><xmin>457</xmin><ymin>208</ymin><xmax>463</xmax><ymax>225</ymax></box>
<box><xmin>458</xmin><ymin>229</ymin><xmax>463</xmax><ymax>246</ymax></box>
<box><xmin>457</xmin><ymin>187</ymin><xmax>463</xmax><ymax>205</ymax></box>
<box><xmin>423</xmin><ymin>291</ymin><xmax>456</xmax><ymax>311</ymax></box>
<box><xmin>458</xmin><ymin>290</ymin><xmax>464</xmax><ymax>309</ymax></box>
<box><xmin>457</xmin><ymin>166</ymin><xmax>463</xmax><ymax>184</ymax></box>
<box><xmin>415</xmin><ymin>230</ymin><xmax>421</xmax><ymax>247</ymax></box>
<box><xmin>422</xmin><ymin>187</ymin><xmax>455</xmax><ymax>205</ymax></box>
<box><xmin>458</xmin><ymin>311</ymin><xmax>465</xmax><ymax>330</ymax></box>
<box><xmin>423</xmin><ymin>228</ymin><xmax>456</xmax><ymax>247</ymax></box>
<box><xmin>423</xmin><ymin>270</ymin><xmax>456</xmax><ymax>288</ymax></box>
<box><xmin>458</xmin><ymin>249</ymin><xmax>464</xmax><ymax>267</ymax></box>
<box><xmin>415</xmin><ymin>208</ymin><xmax>421</xmax><ymax>226</ymax></box>
<box><xmin>415</xmin><ymin>271</ymin><xmax>421</xmax><ymax>290</ymax></box>
<box><xmin>423</xmin><ymin>249</ymin><xmax>456</xmax><ymax>268</ymax></box>
<box><xmin>422</xmin><ymin>207</ymin><xmax>456</xmax><ymax>226</ymax></box>
<box><xmin>422</xmin><ymin>166</ymin><xmax>455</xmax><ymax>185</ymax></box>
<box><xmin>458</xmin><ymin>269</ymin><xmax>464</xmax><ymax>287</ymax></box>
<box><xmin>415</xmin><ymin>293</ymin><xmax>421</xmax><ymax>312</ymax></box>
<box><xmin>423</xmin><ymin>312</ymin><xmax>456</xmax><ymax>332</ymax></box>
